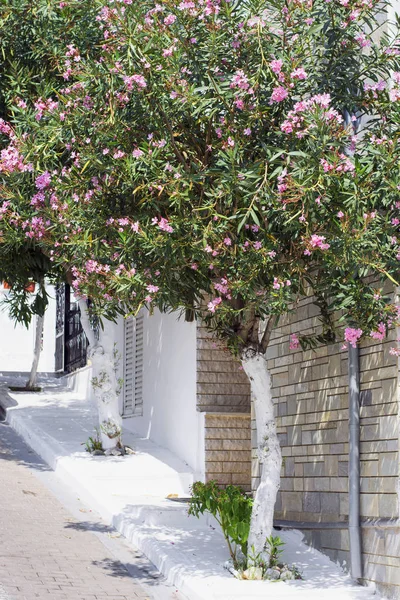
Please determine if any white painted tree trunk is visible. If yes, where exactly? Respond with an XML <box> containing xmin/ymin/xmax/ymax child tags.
<box><xmin>27</xmin><ymin>313</ymin><xmax>44</xmax><ymax>389</ymax></box>
<box><xmin>78</xmin><ymin>301</ymin><xmax>122</xmax><ymax>451</ymax></box>
<box><xmin>241</xmin><ymin>351</ymin><xmax>282</xmax><ymax>562</ymax></box>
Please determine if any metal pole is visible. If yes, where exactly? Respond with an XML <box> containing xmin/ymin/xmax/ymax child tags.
<box><xmin>348</xmin><ymin>344</ymin><xmax>363</xmax><ymax>580</ymax></box>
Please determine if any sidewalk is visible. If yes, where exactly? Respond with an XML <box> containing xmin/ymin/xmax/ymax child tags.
<box><xmin>0</xmin><ymin>373</ymin><xmax>381</xmax><ymax>600</ymax></box>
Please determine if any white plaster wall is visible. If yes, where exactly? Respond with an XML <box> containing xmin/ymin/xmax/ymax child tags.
<box><xmin>0</xmin><ymin>284</ymin><xmax>56</xmax><ymax>373</ymax></box>
<box><xmin>120</xmin><ymin>309</ymin><xmax>204</xmax><ymax>477</ymax></box>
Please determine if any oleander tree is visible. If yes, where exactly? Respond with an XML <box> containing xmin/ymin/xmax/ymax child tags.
<box><xmin>0</xmin><ymin>0</ymin><xmax>100</xmax><ymax>388</ymax></box>
<box><xmin>1</xmin><ymin>0</ymin><xmax>400</xmax><ymax>560</ymax></box>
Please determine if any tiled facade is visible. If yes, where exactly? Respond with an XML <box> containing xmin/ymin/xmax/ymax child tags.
<box><xmin>197</xmin><ymin>325</ymin><xmax>252</xmax><ymax>491</ymax></box>
<box><xmin>253</xmin><ymin>295</ymin><xmax>400</xmax><ymax>597</ymax></box>
<box><xmin>197</xmin><ymin>325</ymin><xmax>250</xmax><ymax>413</ymax></box>
<box><xmin>204</xmin><ymin>413</ymin><xmax>252</xmax><ymax>492</ymax></box>
<box><xmin>197</xmin><ymin>298</ymin><xmax>400</xmax><ymax>596</ymax></box>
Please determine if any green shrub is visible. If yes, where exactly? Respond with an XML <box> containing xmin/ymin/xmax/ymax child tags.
<box><xmin>265</xmin><ymin>535</ymin><xmax>285</xmax><ymax>567</ymax></box>
<box><xmin>83</xmin><ymin>429</ymin><xmax>103</xmax><ymax>453</ymax></box>
<box><xmin>188</xmin><ymin>481</ymin><xmax>253</xmax><ymax>567</ymax></box>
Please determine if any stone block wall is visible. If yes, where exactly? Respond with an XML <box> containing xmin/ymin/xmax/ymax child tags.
<box><xmin>197</xmin><ymin>324</ymin><xmax>252</xmax><ymax>491</ymax></box>
<box><xmin>252</xmin><ymin>294</ymin><xmax>400</xmax><ymax>597</ymax></box>
<box><xmin>197</xmin><ymin>325</ymin><xmax>251</xmax><ymax>413</ymax></box>
<box><xmin>204</xmin><ymin>413</ymin><xmax>251</xmax><ymax>492</ymax></box>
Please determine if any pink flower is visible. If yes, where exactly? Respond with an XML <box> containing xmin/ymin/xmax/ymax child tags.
<box><xmin>270</xmin><ymin>86</ymin><xmax>288</xmax><ymax>103</ymax></box>
<box><xmin>164</xmin><ymin>14</ymin><xmax>177</xmax><ymax>25</ymax></box>
<box><xmin>309</xmin><ymin>234</ymin><xmax>330</xmax><ymax>250</ymax></box>
<box><xmin>270</xmin><ymin>59</ymin><xmax>283</xmax><ymax>74</ymax></box>
<box><xmin>223</xmin><ymin>237</ymin><xmax>232</xmax><ymax>246</ymax></box>
<box><xmin>370</xmin><ymin>322</ymin><xmax>386</xmax><ymax>342</ymax></box>
<box><xmin>157</xmin><ymin>217</ymin><xmax>173</xmax><ymax>233</ymax></box>
<box><xmin>35</xmin><ymin>171</ymin><xmax>51</xmax><ymax>190</ymax></box>
<box><xmin>207</xmin><ymin>297</ymin><xmax>222</xmax><ymax>313</ymax></box>
<box><xmin>132</xmin><ymin>148</ymin><xmax>144</xmax><ymax>158</ymax></box>
<box><xmin>344</xmin><ymin>327</ymin><xmax>363</xmax><ymax>348</ymax></box>
<box><xmin>290</xmin><ymin>68</ymin><xmax>307</xmax><ymax>80</ymax></box>
<box><xmin>147</xmin><ymin>285</ymin><xmax>159</xmax><ymax>293</ymax></box>
<box><xmin>337</xmin><ymin>211</ymin><xmax>344</xmax><ymax>218</ymax></box>
<box><xmin>230</xmin><ymin>70</ymin><xmax>250</xmax><ymax>90</ymax></box>
<box><xmin>234</xmin><ymin>98</ymin><xmax>245</xmax><ymax>110</ymax></box>
<box><xmin>273</xmin><ymin>277</ymin><xmax>281</xmax><ymax>290</ymax></box>
<box><xmin>289</xmin><ymin>334</ymin><xmax>300</xmax><ymax>350</ymax></box>
<box><xmin>123</xmin><ymin>74</ymin><xmax>147</xmax><ymax>90</ymax></box>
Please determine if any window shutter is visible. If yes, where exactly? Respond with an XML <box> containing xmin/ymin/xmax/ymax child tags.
<box><xmin>123</xmin><ymin>315</ymin><xmax>144</xmax><ymax>417</ymax></box>
<box><xmin>133</xmin><ymin>314</ymin><xmax>144</xmax><ymax>415</ymax></box>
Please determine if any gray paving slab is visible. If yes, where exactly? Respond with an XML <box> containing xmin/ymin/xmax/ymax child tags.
<box><xmin>0</xmin><ymin>422</ymin><xmax>185</xmax><ymax>600</ymax></box>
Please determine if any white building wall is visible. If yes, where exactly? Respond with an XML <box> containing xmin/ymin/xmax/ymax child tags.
<box><xmin>0</xmin><ymin>284</ymin><xmax>56</xmax><ymax>373</ymax></box>
<box><xmin>120</xmin><ymin>309</ymin><xmax>204</xmax><ymax>477</ymax></box>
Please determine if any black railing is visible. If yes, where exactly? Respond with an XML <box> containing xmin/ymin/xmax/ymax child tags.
<box><xmin>55</xmin><ymin>284</ymin><xmax>88</xmax><ymax>373</ymax></box>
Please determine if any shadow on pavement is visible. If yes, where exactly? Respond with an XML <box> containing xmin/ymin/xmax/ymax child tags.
<box><xmin>0</xmin><ymin>422</ymin><xmax>52</xmax><ymax>472</ymax></box>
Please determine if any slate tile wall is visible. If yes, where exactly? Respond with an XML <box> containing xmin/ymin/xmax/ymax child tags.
<box><xmin>251</xmin><ymin>294</ymin><xmax>400</xmax><ymax>597</ymax></box>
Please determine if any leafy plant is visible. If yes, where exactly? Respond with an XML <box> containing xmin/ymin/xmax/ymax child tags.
<box><xmin>100</xmin><ymin>419</ymin><xmax>121</xmax><ymax>440</ymax></box>
<box><xmin>265</xmin><ymin>535</ymin><xmax>285</xmax><ymax>567</ymax></box>
<box><xmin>83</xmin><ymin>429</ymin><xmax>103</xmax><ymax>453</ymax></box>
<box><xmin>189</xmin><ymin>481</ymin><xmax>253</xmax><ymax>567</ymax></box>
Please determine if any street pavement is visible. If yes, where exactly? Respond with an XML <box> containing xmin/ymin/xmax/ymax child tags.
<box><xmin>0</xmin><ymin>585</ymin><xmax>11</xmax><ymax>600</ymax></box>
<box><xmin>0</xmin><ymin>422</ymin><xmax>183</xmax><ymax>600</ymax></box>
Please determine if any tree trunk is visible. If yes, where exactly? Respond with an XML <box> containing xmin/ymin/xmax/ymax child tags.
<box><xmin>78</xmin><ymin>301</ymin><xmax>122</xmax><ymax>451</ymax></box>
<box><xmin>27</xmin><ymin>313</ymin><xmax>44</xmax><ymax>389</ymax></box>
<box><xmin>241</xmin><ymin>350</ymin><xmax>282</xmax><ymax>563</ymax></box>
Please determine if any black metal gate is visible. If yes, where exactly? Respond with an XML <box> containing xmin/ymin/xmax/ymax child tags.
<box><xmin>55</xmin><ymin>284</ymin><xmax>88</xmax><ymax>373</ymax></box>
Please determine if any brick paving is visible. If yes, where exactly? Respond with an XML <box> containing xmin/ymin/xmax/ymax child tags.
<box><xmin>0</xmin><ymin>423</ymin><xmax>154</xmax><ymax>600</ymax></box>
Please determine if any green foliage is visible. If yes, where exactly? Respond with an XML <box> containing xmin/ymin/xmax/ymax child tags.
<box><xmin>189</xmin><ymin>480</ymin><xmax>253</xmax><ymax>567</ymax></box>
<box><xmin>265</xmin><ymin>535</ymin><xmax>284</xmax><ymax>567</ymax></box>
<box><xmin>1</xmin><ymin>0</ymin><xmax>400</xmax><ymax>348</ymax></box>
<box><xmin>83</xmin><ymin>429</ymin><xmax>103</xmax><ymax>453</ymax></box>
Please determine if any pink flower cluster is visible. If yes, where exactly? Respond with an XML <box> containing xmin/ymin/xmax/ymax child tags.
<box><xmin>270</xmin><ymin>86</ymin><xmax>288</xmax><ymax>104</ymax></box>
<box><xmin>273</xmin><ymin>277</ymin><xmax>291</xmax><ymax>289</ymax></box>
<box><xmin>304</xmin><ymin>235</ymin><xmax>330</xmax><ymax>255</ymax></box>
<box><xmin>34</xmin><ymin>98</ymin><xmax>59</xmax><ymax>121</ymax></box>
<box><xmin>35</xmin><ymin>171</ymin><xmax>52</xmax><ymax>190</ymax></box>
<box><xmin>123</xmin><ymin>74</ymin><xmax>147</xmax><ymax>91</ymax></box>
<box><xmin>344</xmin><ymin>327</ymin><xmax>363</xmax><ymax>348</ymax></box>
<box><xmin>0</xmin><ymin>119</ymin><xmax>13</xmax><ymax>138</ymax></box>
<box><xmin>214</xmin><ymin>278</ymin><xmax>231</xmax><ymax>299</ymax></box>
<box><xmin>370</xmin><ymin>322</ymin><xmax>386</xmax><ymax>341</ymax></box>
<box><xmin>289</xmin><ymin>333</ymin><xmax>300</xmax><ymax>350</ymax></box>
<box><xmin>22</xmin><ymin>216</ymin><xmax>47</xmax><ymax>240</ymax></box>
<box><xmin>0</xmin><ymin>145</ymin><xmax>32</xmax><ymax>174</ymax></box>
<box><xmin>281</xmin><ymin>94</ymin><xmax>343</xmax><ymax>137</ymax></box>
<box><xmin>230</xmin><ymin>70</ymin><xmax>250</xmax><ymax>90</ymax></box>
<box><xmin>152</xmin><ymin>217</ymin><xmax>173</xmax><ymax>233</ymax></box>
<box><xmin>291</xmin><ymin>68</ymin><xmax>307</xmax><ymax>80</ymax></box>
<box><xmin>207</xmin><ymin>297</ymin><xmax>222</xmax><ymax>313</ymax></box>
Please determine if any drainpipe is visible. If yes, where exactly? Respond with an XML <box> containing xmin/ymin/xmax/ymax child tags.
<box><xmin>348</xmin><ymin>344</ymin><xmax>363</xmax><ymax>580</ymax></box>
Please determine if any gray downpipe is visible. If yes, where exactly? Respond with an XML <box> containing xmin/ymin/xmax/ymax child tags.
<box><xmin>348</xmin><ymin>344</ymin><xmax>363</xmax><ymax>580</ymax></box>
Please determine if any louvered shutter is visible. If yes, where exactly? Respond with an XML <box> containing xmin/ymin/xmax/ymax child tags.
<box><xmin>123</xmin><ymin>314</ymin><xmax>144</xmax><ymax>417</ymax></box>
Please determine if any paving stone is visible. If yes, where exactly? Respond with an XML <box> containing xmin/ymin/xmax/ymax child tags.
<box><xmin>0</xmin><ymin>424</ymin><xmax>156</xmax><ymax>600</ymax></box>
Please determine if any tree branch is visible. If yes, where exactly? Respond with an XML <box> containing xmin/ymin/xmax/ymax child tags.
<box><xmin>237</xmin><ymin>306</ymin><xmax>256</xmax><ymax>345</ymax></box>
<box><xmin>260</xmin><ymin>316</ymin><xmax>275</xmax><ymax>354</ymax></box>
